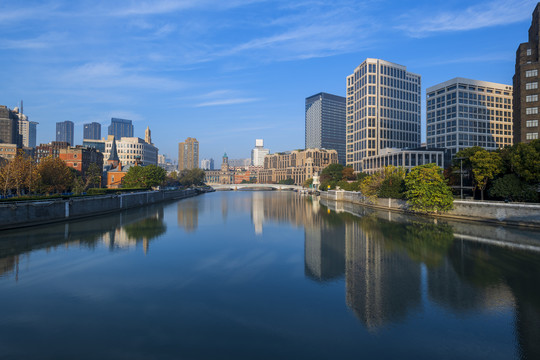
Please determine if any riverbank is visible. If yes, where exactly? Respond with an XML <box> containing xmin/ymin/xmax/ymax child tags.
<box><xmin>320</xmin><ymin>190</ymin><xmax>540</xmax><ymax>228</ymax></box>
<box><xmin>0</xmin><ymin>189</ymin><xmax>198</xmax><ymax>231</ymax></box>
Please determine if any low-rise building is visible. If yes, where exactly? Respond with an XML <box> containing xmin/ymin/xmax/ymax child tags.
<box><xmin>259</xmin><ymin>148</ymin><xmax>338</xmax><ymax>185</ymax></box>
<box><xmin>59</xmin><ymin>146</ymin><xmax>103</xmax><ymax>176</ymax></box>
<box><xmin>35</xmin><ymin>141</ymin><xmax>70</xmax><ymax>163</ymax></box>
<box><xmin>0</xmin><ymin>143</ymin><xmax>18</xmax><ymax>161</ymax></box>
<box><xmin>361</xmin><ymin>147</ymin><xmax>450</xmax><ymax>175</ymax></box>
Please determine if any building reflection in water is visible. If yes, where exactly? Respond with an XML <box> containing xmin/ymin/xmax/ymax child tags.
<box><xmin>316</xmin><ymin>196</ymin><xmax>540</xmax><ymax>357</ymax></box>
<box><xmin>177</xmin><ymin>199</ymin><xmax>199</xmax><ymax>233</ymax></box>
<box><xmin>0</xmin><ymin>205</ymin><xmax>167</xmax><ymax>280</ymax></box>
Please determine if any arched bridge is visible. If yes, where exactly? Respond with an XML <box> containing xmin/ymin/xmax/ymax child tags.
<box><xmin>210</xmin><ymin>184</ymin><xmax>303</xmax><ymax>191</ymax></box>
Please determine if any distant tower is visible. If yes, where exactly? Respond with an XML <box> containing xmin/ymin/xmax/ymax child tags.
<box><xmin>56</xmin><ymin>120</ymin><xmax>74</xmax><ymax>146</ymax></box>
<box><xmin>83</xmin><ymin>122</ymin><xmax>101</xmax><ymax>140</ymax></box>
<box><xmin>145</xmin><ymin>126</ymin><xmax>152</xmax><ymax>144</ymax></box>
<box><xmin>251</xmin><ymin>139</ymin><xmax>270</xmax><ymax>166</ymax></box>
<box><xmin>221</xmin><ymin>152</ymin><xmax>229</xmax><ymax>172</ymax></box>
<box><xmin>108</xmin><ymin>118</ymin><xmax>134</xmax><ymax>139</ymax></box>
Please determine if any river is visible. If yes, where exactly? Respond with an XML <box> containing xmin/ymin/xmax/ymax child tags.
<box><xmin>0</xmin><ymin>191</ymin><xmax>539</xmax><ymax>359</ymax></box>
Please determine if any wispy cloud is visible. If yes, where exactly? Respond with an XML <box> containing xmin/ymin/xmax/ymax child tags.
<box><xmin>0</xmin><ymin>32</ymin><xmax>67</xmax><ymax>50</ymax></box>
<box><xmin>399</xmin><ymin>0</ymin><xmax>536</xmax><ymax>37</ymax></box>
<box><xmin>195</xmin><ymin>98</ymin><xmax>260</xmax><ymax>107</ymax></box>
<box><xmin>57</xmin><ymin>62</ymin><xmax>186</xmax><ymax>91</ymax></box>
<box><xmin>110</xmin><ymin>0</ymin><xmax>266</xmax><ymax>16</ymax></box>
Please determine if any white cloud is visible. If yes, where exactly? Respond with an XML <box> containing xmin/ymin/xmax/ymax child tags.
<box><xmin>195</xmin><ymin>98</ymin><xmax>260</xmax><ymax>107</ymax></box>
<box><xmin>399</xmin><ymin>0</ymin><xmax>536</xmax><ymax>37</ymax></box>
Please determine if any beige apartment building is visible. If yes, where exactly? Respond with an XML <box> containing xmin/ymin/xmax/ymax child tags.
<box><xmin>258</xmin><ymin>148</ymin><xmax>338</xmax><ymax>185</ymax></box>
<box><xmin>178</xmin><ymin>137</ymin><xmax>199</xmax><ymax>171</ymax></box>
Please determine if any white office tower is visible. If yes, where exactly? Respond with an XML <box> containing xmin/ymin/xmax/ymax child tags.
<box><xmin>251</xmin><ymin>139</ymin><xmax>270</xmax><ymax>167</ymax></box>
<box><xmin>427</xmin><ymin>78</ymin><xmax>513</xmax><ymax>155</ymax></box>
<box><xmin>346</xmin><ymin>59</ymin><xmax>421</xmax><ymax>172</ymax></box>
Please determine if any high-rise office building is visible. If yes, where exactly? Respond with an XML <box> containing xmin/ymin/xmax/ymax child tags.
<box><xmin>346</xmin><ymin>59</ymin><xmax>421</xmax><ymax>172</ymax></box>
<box><xmin>305</xmin><ymin>92</ymin><xmax>346</xmax><ymax>164</ymax></box>
<box><xmin>10</xmin><ymin>106</ymin><xmax>37</xmax><ymax>148</ymax></box>
<box><xmin>513</xmin><ymin>3</ymin><xmax>540</xmax><ymax>143</ymax></box>
<box><xmin>427</xmin><ymin>78</ymin><xmax>513</xmax><ymax>155</ymax></box>
<box><xmin>83</xmin><ymin>122</ymin><xmax>101</xmax><ymax>140</ymax></box>
<box><xmin>0</xmin><ymin>105</ymin><xmax>21</xmax><ymax>146</ymax></box>
<box><xmin>56</xmin><ymin>120</ymin><xmax>74</xmax><ymax>146</ymax></box>
<box><xmin>251</xmin><ymin>139</ymin><xmax>270</xmax><ymax>167</ymax></box>
<box><xmin>178</xmin><ymin>137</ymin><xmax>199</xmax><ymax>171</ymax></box>
<box><xmin>108</xmin><ymin>118</ymin><xmax>134</xmax><ymax>139</ymax></box>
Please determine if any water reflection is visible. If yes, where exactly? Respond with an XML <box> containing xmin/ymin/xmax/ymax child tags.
<box><xmin>0</xmin><ymin>205</ymin><xmax>167</xmax><ymax>279</ymax></box>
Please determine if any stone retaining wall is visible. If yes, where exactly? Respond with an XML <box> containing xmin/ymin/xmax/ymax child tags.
<box><xmin>320</xmin><ymin>190</ymin><xmax>540</xmax><ymax>228</ymax></box>
<box><xmin>0</xmin><ymin>189</ymin><xmax>197</xmax><ymax>231</ymax></box>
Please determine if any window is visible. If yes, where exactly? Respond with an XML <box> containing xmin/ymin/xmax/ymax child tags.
<box><xmin>526</xmin><ymin>69</ymin><xmax>538</xmax><ymax>77</ymax></box>
<box><xmin>526</xmin><ymin>95</ymin><xmax>538</xmax><ymax>102</ymax></box>
<box><xmin>526</xmin><ymin>132</ymin><xmax>539</xmax><ymax>140</ymax></box>
<box><xmin>526</xmin><ymin>107</ymin><xmax>538</xmax><ymax>115</ymax></box>
<box><xmin>527</xmin><ymin>48</ymin><xmax>532</xmax><ymax>56</ymax></box>
<box><xmin>525</xmin><ymin>82</ymin><xmax>538</xmax><ymax>90</ymax></box>
<box><xmin>527</xmin><ymin>120</ymin><xmax>539</xmax><ymax>127</ymax></box>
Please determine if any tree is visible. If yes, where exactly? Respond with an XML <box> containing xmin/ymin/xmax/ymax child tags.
<box><xmin>303</xmin><ymin>178</ymin><xmax>313</xmax><ymax>188</ymax></box>
<box><xmin>508</xmin><ymin>140</ymin><xmax>540</xmax><ymax>184</ymax></box>
<box><xmin>342</xmin><ymin>166</ymin><xmax>356</xmax><ymax>180</ymax></box>
<box><xmin>178</xmin><ymin>168</ymin><xmax>205</xmax><ymax>187</ymax></box>
<box><xmin>122</xmin><ymin>165</ymin><xmax>166</xmax><ymax>188</ymax></box>
<box><xmin>320</xmin><ymin>163</ymin><xmax>344</xmax><ymax>183</ymax></box>
<box><xmin>0</xmin><ymin>150</ymin><xmax>37</xmax><ymax>196</ymax></box>
<box><xmin>470</xmin><ymin>150</ymin><xmax>503</xmax><ymax>200</ymax></box>
<box><xmin>37</xmin><ymin>156</ymin><xmax>74</xmax><ymax>194</ymax></box>
<box><xmin>405</xmin><ymin>163</ymin><xmax>453</xmax><ymax>213</ymax></box>
<box><xmin>489</xmin><ymin>174</ymin><xmax>538</xmax><ymax>202</ymax></box>
<box><xmin>278</xmin><ymin>178</ymin><xmax>295</xmax><ymax>185</ymax></box>
<box><xmin>85</xmin><ymin>162</ymin><xmax>102</xmax><ymax>189</ymax></box>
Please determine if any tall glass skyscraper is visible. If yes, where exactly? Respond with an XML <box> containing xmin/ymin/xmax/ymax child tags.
<box><xmin>56</xmin><ymin>120</ymin><xmax>74</xmax><ymax>146</ymax></box>
<box><xmin>346</xmin><ymin>59</ymin><xmax>421</xmax><ymax>172</ymax></box>
<box><xmin>305</xmin><ymin>92</ymin><xmax>346</xmax><ymax>165</ymax></box>
<box><xmin>108</xmin><ymin>118</ymin><xmax>134</xmax><ymax>140</ymax></box>
<box><xmin>83</xmin><ymin>122</ymin><xmax>101</xmax><ymax>140</ymax></box>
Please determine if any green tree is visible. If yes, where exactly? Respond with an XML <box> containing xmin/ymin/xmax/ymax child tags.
<box><xmin>85</xmin><ymin>162</ymin><xmax>102</xmax><ymax>189</ymax></box>
<box><xmin>320</xmin><ymin>163</ymin><xmax>344</xmax><ymax>183</ymax></box>
<box><xmin>37</xmin><ymin>156</ymin><xmax>74</xmax><ymax>194</ymax></box>
<box><xmin>508</xmin><ymin>139</ymin><xmax>540</xmax><ymax>184</ymax></box>
<box><xmin>303</xmin><ymin>178</ymin><xmax>313</xmax><ymax>188</ymax></box>
<box><xmin>405</xmin><ymin>163</ymin><xmax>453</xmax><ymax>213</ymax></box>
<box><xmin>489</xmin><ymin>174</ymin><xmax>538</xmax><ymax>202</ymax></box>
<box><xmin>122</xmin><ymin>165</ymin><xmax>166</xmax><ymax>188</ymax></box>
<box><xmin>178</xmin><ymin>168</ymin><xmax>205</xmax><ymax>187</ymax></box>
<box><xmin>278</xmin><ymin>178</ymin><xmax>295</xmax><ymax>185</ymax></box>
<box><xmin>470</xmin><ymin>150</ymin><xmax>503</xmax><ymax>200</ymax></box>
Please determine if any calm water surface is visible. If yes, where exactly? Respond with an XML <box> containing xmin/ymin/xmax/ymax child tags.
<box><xmin>0</xmin><ymin>191</ymin><xmax>539</xmax><ymax>359</ymax></box>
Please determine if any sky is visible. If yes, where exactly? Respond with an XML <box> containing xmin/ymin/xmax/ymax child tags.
<box><xmin>0</xmin><ymin>0</ymin><xmax>538</xmax><ymax>162</ymax></box>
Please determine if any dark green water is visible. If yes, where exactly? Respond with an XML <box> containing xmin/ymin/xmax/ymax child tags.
<box><xmin>1</xmin><ymin>191</ymin><xmax>539</xmax><ymax>359</ymax></box>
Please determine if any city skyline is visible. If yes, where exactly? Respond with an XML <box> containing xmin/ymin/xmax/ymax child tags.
<box><xmin>0</xmin><ymin>1</ymin><xmax>538</xmax><ymax>161</ymax></box>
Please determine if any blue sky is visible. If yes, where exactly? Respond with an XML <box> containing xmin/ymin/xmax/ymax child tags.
<box><xmin>0</xmin><ymin>0</ymin><xmax>537</xmax><ymax>162</ymax></box>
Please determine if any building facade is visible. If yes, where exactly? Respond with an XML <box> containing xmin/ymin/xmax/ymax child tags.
<box><xmin>305</xmin><ymin>92</ymin><xmax>346</xmax><ymax>165</ymax></box>
<box><xmin>259</xmin><ymin>148</ymin><xmax>338</xmax><ymax>185</ymax></box>
<box><xmin>361</xmin><ymin>147</ymin><xmax>450</xmax><ymax>175</ymax></box>
<box><xmin>427</xmin><ymin>78</ymin><xmax>513</xmax><ymax>155</ymax></box>
<box><xmin>103</xmin><ymin>136</ymin><xmax>158</xmax><ymax>166</ymax></box>
<box><xmin>59</xmin><ymin>146</ymin><xmax>104</xmax><ymax>176</ymax></box>
<box><xmin>201</xmin><ymin>158</ymin><xmax>214</xmax><ymax>170</ymax></box>
<box><xmin>35</xmin><ymin>141</ymin><xmax>70</xmax><ymax>163</ymax></box>
<box><xmin>82</xmin><ymin>138</ymin><xmax>106</xmax><ymax>153</ymax></box>
<box><xmin>251</xmin><ymin>139</ymin><xmax>270</xmax><ymax>167</ymax></box>
<box><xmin>18</xmin><ymin>118</ymin><xmax>37</xmax><ymax>148</ymax></box>
<box><xmin>178</xmin><ymin>137</ymin><xmax>199</xmax><ymax>171</ymax></box>
<box><xmin>56</xmin><ymin>121</ymin><xmax>74</xmax><ymax>146</ymax></box>
<box><xmin>346</xmin><ymin>59</ymin><xmax>421</xmax><ymax>172</ymax></box>
<box><xmin>0</xmin><ymin>105</ymin><xmax>21</xmax><ymax>146</ymax></box>
<box><xmin>513</xmin><ymin>3</ymin><xmax>540</xmax><ymax>144</ymax></box>
<box><xmin>204</xmin><ymin>153</ymin><xmax>235</xmax><ymax>184</ymax></box>
<box><xmin>108</xmin><ymin>118</ymin><xmax>134</xmax><ymax>139</ymax></box>
<box><xmin>83</xmin><ymin>122</ymin><xmax>101</xmax><ymax>140</ymax></box>
<box><xmin>0</xmin><ymin>143</ymin><xmax>18</xmax><ymax>161</ymax></box>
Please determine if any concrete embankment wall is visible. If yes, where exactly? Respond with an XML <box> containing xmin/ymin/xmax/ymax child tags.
<box><xmin>320</xmin><ymin>190</ymin><xmax>540</xmax><ymax>228</ymax></box>
<box><xmin>0</xmin><ymin>189</ymin><xmax>197</xmax><ymax>231</ymax></box>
